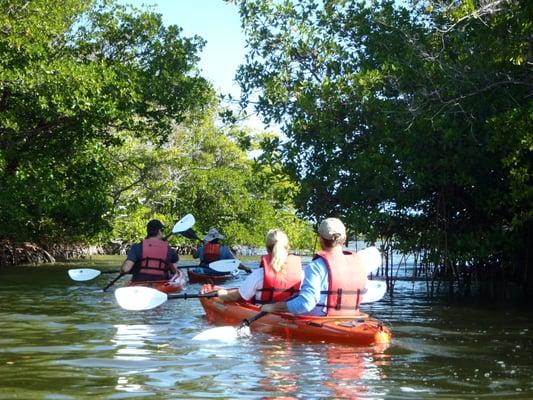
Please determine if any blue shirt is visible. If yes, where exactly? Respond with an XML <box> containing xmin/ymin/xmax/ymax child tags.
<box><xmin>193</xmin><ymin>244</ymin><xmax>235</xmax><ymax>276</ymax></box>
<box><xmin>287</xmin><ymin>257</ymin><xmax>328</xmax><ymax>315</ymax></box>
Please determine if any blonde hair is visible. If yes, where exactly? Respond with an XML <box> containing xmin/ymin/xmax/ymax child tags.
<box><xmin>265</xmin><ymin>229</ymin><xmax>289</xmax><ymax>273</ymax></box>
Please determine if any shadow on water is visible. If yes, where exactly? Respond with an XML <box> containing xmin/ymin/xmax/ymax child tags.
<box><xmin>0</xmin><ymin>258</ymin><xmax>532</xmax><ymax>398</ymax></box>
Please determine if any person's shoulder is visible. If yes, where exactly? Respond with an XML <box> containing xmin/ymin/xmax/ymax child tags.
<box><xmin>308</xmin><ymin>256</ymin><xmax>327</xmax><ymax>269</ymax></box>
<box><xmin>126</xmin><ymin>242</ymin><xmax>142</xmax><ymax>260</ymax></box>
<box><xmin>129</xmin><ymin>242</ymin><xmax>142</xmax><ymax>251</ymax></box>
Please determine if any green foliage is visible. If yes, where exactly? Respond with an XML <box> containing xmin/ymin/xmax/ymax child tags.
<box><xmin>107</xmin><ymin>105</ymin><xmax>314</xmax><ymax>248</ymax></box>
<box><xmin>0</xmin><ymin>0</ymin><xmax>212</xmax><ymax>242</ymax></box>
<box><xmin>232</xmin><ymin>0</ymin><xmax>532</xmax><ymax>277</ymax></box>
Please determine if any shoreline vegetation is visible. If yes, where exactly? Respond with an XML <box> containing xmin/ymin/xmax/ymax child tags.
<box><xmin>0</xmin><ymin>240</ymin><xmax>313</xmax><ymax>266</ymax></box>
<box><xmin>1</xmin><ymin>1</ymin><xmax>530</xmax><ymax>303</ymax></box>
<box><xmin>3</xmin><ymin>239</ymin><xmax>529</xmax><ymax>302</ymax></box>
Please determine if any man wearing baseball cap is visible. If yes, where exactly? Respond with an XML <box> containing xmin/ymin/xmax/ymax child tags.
<box><xmin>261</xmin><ymin>217</ymin><xmax>367</xmax><ymax>316</ymax></box>
<box><xmin>120</xmin><ymin>219</ymin><xmax>179</xmax><ymax>281</ymax></box>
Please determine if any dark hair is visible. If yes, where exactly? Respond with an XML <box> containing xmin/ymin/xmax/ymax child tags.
<box><xmin>146</xmin><ymin>219</ymin><xmax>164</xmax><ymax>237</ymax></box>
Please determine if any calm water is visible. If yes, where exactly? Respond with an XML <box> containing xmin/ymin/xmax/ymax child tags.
<box><xmin>1</xmin><ymin>256</ymin><xmax>532</xmax><ymax>399</ymax></box>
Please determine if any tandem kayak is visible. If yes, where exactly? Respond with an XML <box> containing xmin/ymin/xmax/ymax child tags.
<box><xmin>187</xmin><ymin>268</ymin><xmax>238</xmax><ymax>284</ymax></box>
<box><xmin>198</xmin><ymin>292</ymin><xmax>392</xmax><ymax>346</ymax></box>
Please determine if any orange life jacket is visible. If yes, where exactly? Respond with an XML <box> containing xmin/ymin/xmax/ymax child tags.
<box><xmin>314</xmin><ymin>249</ymin><xmax>367</xmax><ymax>316</ymax></box>
<box><xmin>135</xmin><ymin>238</ymin><xmax>170</xmax><ymax>279</ymax></box>
<box><xmin>202</xmin><ymin>242</ymin><xmax>221</xmax><ymax>264</ymax></box>
<box><xmin>256</xmin><ymin>254</ymin><xmax>302</xmax><ymax>304</ymax></box>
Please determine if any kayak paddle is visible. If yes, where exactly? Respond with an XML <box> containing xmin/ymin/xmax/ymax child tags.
<box><xmin>179</xmin><ymin>227</ymin><xmax>202</xmax><ymax>242</ymax></box>
<box><xmin>203</xmin><ymin>259</ymin><xmax>241</xmax><ymax>273</ymax></box>
<box><xmin>191</xmin><ymin>280</ymin><xmax>388</xmax><ymax>342</ymax></box>
<box><xmin>68</xmin><ymin>260</ymin><xmax>240</xmax><ymax>283</ymax></box>
<box><xmin>191</xmin><ymin>311</ymin><xmax>267</xmax><ymax>342</ymax></box>
<box><xmin>102</xmin><ymin>273</ymin><xmax>125</xmax><ymax>292</ymax></box>
<box><xmin>68</xmin><ymin>268</ymin><xmax>116</xmax><ymax>281</ymax></box>
<box><xmin>115</xmin><ymin>286</ymin><xmax>228</xmax><ymax>311</ymax></box>
<box><xmin>163</xmin><ymin>214</ymin><xmax>195</xmax><ymax>240</ymax></box>
<box><xmin>358</xmin><ymin>246</ymin><xmax>382</xmax><ymax>275</ymax></box>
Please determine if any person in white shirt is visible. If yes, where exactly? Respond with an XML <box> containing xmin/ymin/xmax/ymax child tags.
<box><xmin>214</xmin><ymin>229</ymin><xmax>303</xmax><ymax>303</ymax></box>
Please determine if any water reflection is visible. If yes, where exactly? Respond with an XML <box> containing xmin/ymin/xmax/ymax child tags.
<box><xmin>324</xmin><ymin>344</ymin><xmax>390</xmax><ymax>399</ymax></box>
<box><xmin>2</xmin><ymin>261</ymin><xmax>533</xmax><ymax>399</ymax></box>
<box><xmin>258</xmin><ymin>342</ymin><xmax>299</xmax><ymax>399</ymax></box>
<box><xmin>256</xmin><ymin>339</ymin><xmax>391</xmax><ymax>399</ymax></box>
<box><xmin>113</xmin><ymin>324</ymin><xmax>157</xmax><ymax>360</ymax></box>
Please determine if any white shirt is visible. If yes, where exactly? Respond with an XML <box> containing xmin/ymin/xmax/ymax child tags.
<box><xmin>238</xmin><ymin>268</ymin><xmax>264</xmax><ymax>301</ymax></box>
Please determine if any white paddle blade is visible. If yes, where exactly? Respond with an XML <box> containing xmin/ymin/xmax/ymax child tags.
<box><xmin>68</xmin><ymin>268</ymin><xmax>101</xmax><ymax>281</ymax></box>
<box><xmin>359</xmin><ymin>246</ymin><xmax>381</xmax><ymax>275</ymax></box>
<box><xmin>172</xmin><ymin>214</ymin><xmax>195</xmax><ymax>233</ymax></box>
<box><xmin>361</xmin><ymin>280</ymin><xmax>387</xmax><ymax>303</ymax></box>
<box><xmin>114</xmin><ymin>286</ymin><xmax>168</xmax><ymax>311</ymax></box>
<box><xmin>208</xmin><ymin>259</ymin><xmax>241</xmax><ymax>273</ymax></box>
<box><xmin>192</xmin><ymin>325</ymin><xmax>251</xmax><ymax>342</ymax></box>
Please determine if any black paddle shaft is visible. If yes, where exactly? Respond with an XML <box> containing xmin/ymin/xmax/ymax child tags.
<box><xmin>102</xmin><ymin>273</ymin><xmax>124</xmax><ymax>292</ymax></box>
<box><xmin>238</xmin><ymin>311</ymin><xmax>269</xmax><ymax>330</ymax></box>
<box><xmin>167</xmin><ymin>292</ymin><xmax>218</xmax><ymax>300</ymax></box>
<box><xmin>179</xmin><ymin>228</ymin><xmax>202</xmax><ymax>242</ymax></box>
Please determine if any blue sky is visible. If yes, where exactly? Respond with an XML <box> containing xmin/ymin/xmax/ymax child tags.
<box><xmin>122</xmin><ymin>0</ymin><xmax>246</xmax><ymax>98</ymax></box>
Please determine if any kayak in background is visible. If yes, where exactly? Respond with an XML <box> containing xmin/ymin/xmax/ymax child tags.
<box><xmin>198</xmin><ymin>291</ymin><xmax>391</xmax><ymax>346</ymax></box>
<box><xmin>125</xmin><ymin>272</ymin><xmax>186</xmax><ymax>294</ymax></box>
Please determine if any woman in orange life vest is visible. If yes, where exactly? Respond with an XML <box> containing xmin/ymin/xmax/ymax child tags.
<box><xmin>120</xmin><ymin>219</ymin><xmax>181</xmax><ymax>282</ymax></box>
<box><xmin>209</xmin><ymin>229</ymin><xmax>303</xmax><ymax>303</ymax></box>
<box><xmin>261</xmin><ymin>218</ymin><xmax>367</xmax><ymax>316</ymax></box>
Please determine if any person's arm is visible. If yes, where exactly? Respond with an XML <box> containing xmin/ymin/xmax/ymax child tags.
<box><xmin>169</xmin><ymin>263</ymin><xmax>178</xmax><ymax>274</ymax></box>
<box><xmin>121</xmin><ymin>245</ymin><xmax>139</xmax><ymax>274</ymax></box>
<box><xmin>237</xmin><ymin>269</ymin><xmax>264</xmax><ymax>301</ymax></box>
<box><xmin>262</xmin><ymin>259</ymin><xmax>326</xmax><ymax>314</ymax></box>
<box><xmin>121</xmin><ymin>259</ymin><xmax>135</xmax><ymax>274</ymax></box>
<box><xmin>220</xmin><ymin>246</ymin><xmax>252</xmax><ymax>272</ymax></box>
<box><xmin>168</xmin><ymin>248</ymin><xmax>179</xmax><ymax>274</ymax></box>
<box><xmin>192</xmin><ymin>246</ymin><xmax>201</xmax><ymax>259</ymax></box>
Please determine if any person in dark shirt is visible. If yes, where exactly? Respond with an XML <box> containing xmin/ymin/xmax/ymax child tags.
<box><xmin>120</xmin><ymin>219</ymin><xmax>180</xmax><ymax>281</ymax></box>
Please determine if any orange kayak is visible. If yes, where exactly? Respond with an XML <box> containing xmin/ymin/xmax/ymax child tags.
<box><xmin>126</xmin><ymin>279</ymin><xmax>185</xmax><ymax>294</ymax></box>
<box><xmin>199</xmin><ymin>294</ymin><xmax>392</xmax><ymax>346</ymax></box>
<box><xmin>187</xmin><ymin>268</ymin><xmax>237</xmax><ymax>284</ymax></box>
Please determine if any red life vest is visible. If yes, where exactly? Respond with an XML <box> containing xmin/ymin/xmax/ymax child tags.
<box><xmin>256</xmin><ymin>254</ymin><xmax>302</xmax><ymax>304</ymax></box>
<box><xmin>314</xmin><ymin>249</ymin><xmax>367</xmax><ymax>316</ymax></box>
<box><xmin>136</xmin><ymin>238</ymin><xmax>170</xmax><ymax>279</ymax></box>
<box><xmin>202</xmin><ymin>243</ymin><xmax>221</xmax><ymax>264</ymax></box>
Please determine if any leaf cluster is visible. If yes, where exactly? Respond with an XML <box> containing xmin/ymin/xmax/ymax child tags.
<box><xmin>232</xmin><ymin>0</ymin><xmax>532</xmax><ymax>274</ymax></box>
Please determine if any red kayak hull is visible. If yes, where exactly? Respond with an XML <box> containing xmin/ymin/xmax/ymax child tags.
<box><xmin>126</xmin><ymin>279</ymin><xmax>184</xmax><ymax>294</ymax></box>
<box><xmin>187</xmin><ymin>269</ymin><xmax>236</xmax><ymax>284</ymax></box>
<box><xmin>199</xmin><ymin>293</ymin><xmax>392</xmax><ymax>346</ymax></box>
